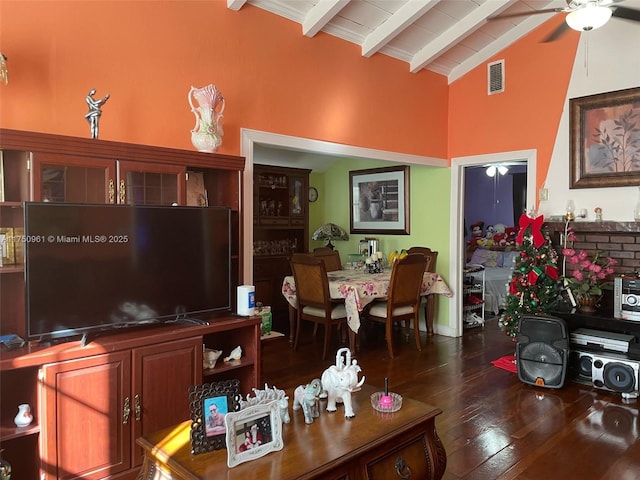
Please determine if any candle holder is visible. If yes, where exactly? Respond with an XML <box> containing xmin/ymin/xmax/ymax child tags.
<box><xmin>378</xmin><ymin>377</ymin><xmax>392</xmax><ymax>408</ymax></box>
<box><xmin>565</xmin><ymin>200</ymin><xmax>575</xmax><ymax>221</ymax></box>
<box><xmin>371</xmin><ymin>377</ymin><xmax>402</xmax><ymax>412</ymax></box>
<box><xmin>370</xmin><ymin>392</ymin><xmax>403</xmax><ymax>413</ymax></box>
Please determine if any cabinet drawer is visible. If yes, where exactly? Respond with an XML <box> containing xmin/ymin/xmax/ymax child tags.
<box><xmin>363</xmin><ymin>434</ymin><xmax>432</xmax><ymax>480</ymax></box>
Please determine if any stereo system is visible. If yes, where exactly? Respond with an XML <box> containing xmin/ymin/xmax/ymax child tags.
<box><xmin>514</xmin><ymin>314</ymin><xmax>640</xmax><ymax>399</ymax></box>
<box><xmin>568</xmin><ymin>326</ymin><xmax>640</xmax><ymax>400</ymax></box>
<box><xmin>570</xmin><ymin>328</ymin><xmax>635</xmax><ymax>354</ymax></box>
<box><xmin>614</xmin><ymin>274</ymin><xmax>640</xmax><ymax>322</ymax></box>
<box><xmin>569</xmin><ymin>349</ymin><xmax>640</xmax><ymax>400</ymax></box>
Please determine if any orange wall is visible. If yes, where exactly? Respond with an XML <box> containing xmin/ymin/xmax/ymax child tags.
<box><xmin>0</xmin><ymin>1</ymin><xmax>448</xmax><ymax>159</ymax></box>
<box><xmin>449</xmin><ymin>16</ymin><xmax>579</xmax><ymax>194</ymax></box>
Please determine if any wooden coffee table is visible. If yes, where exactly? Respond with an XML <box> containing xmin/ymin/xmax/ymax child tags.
<box><xmin>137</xmin><ymin>384</ymin><xmax>446</xmax><ymax>480</ymax></box>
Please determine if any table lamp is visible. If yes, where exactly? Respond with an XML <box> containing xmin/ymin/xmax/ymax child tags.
<box><xmin>312</xmin><ymin>223</ymin><xmax>349</xmax><ymax>250</ymax></box>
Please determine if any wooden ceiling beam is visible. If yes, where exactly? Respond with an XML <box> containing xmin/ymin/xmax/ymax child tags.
<box><xmin>303</xmin><ymin>0</ymin><xmax>350</xmax><ymax>37</ymax></box>
<box><xmin>227</xmin><ymin>0</ymin><xmax>247</xmax><ymax>12</ymax></box>
<box><xmin>362</xmin><ymin>0</ymin><xmax>441</xmax><ymax>57</ymax></box>
<box><xmin>410</xmin><ymin>0</ymin><xmax>513</xmax><ymax>73</ymax></box>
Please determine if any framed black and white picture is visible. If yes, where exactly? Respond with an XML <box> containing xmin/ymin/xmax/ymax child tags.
<box><xmin>349</xmin><ymin>165</ymin><xmax>410</xmax><ymax>235</ymax></box>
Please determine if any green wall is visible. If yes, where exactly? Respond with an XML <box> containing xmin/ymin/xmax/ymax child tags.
<box><xmin>308</xmin><ymin>159</ymin><xmax>452</xmax><ymax>329</ymax></box>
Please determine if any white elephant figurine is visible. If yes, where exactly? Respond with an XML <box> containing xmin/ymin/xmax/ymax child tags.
<box><xmin>321</xmin><ymin>348</ymin><xmax>365</xmax><ymax>419</ymax></box>
<box><xmin>292</xmin><ymin>378</ymin><xmax>322</xmax><ymax>424</ymax></box>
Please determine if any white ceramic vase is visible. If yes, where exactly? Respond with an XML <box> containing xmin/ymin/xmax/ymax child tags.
<box><xmin>14</xmin><ymin>403</ymin><xmax>33</xmax><ymax>427</ymax></box>
<box><xmin>188</xmin><ymin>84</ymin><xmax>225</xmax><ymax>153</ymax></box>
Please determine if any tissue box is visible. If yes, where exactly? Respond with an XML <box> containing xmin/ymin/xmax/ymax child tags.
<box><xmin>257</xmin><ymin>306</ymin><xmax>272</xmax><ymax>335</ymax></box>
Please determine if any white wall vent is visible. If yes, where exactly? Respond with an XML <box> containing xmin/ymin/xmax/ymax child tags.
<box><xmin>488</xmin><ymin>60</ymin><xmax>504</xmax><ymax>95</ymax></box>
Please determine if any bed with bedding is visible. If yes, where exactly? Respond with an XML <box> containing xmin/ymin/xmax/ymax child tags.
<box><xmin>467</xmin><ymin>247</ymin><xmax>518</xmax><ymax>315</ymax></box>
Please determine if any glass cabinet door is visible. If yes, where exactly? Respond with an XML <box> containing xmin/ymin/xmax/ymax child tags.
<box><xmin>32</xmin><ymin>153</ymin><xmax>117</xmax><ymax>204</ymax></box>
<box><xmin>290</xmin><ymin>175</ymin><xmax>306</xmax><ymax>225</ymax></box>
<box><xmin>118</xmin><ymin>161</ymin><xmax>186</xmax><ymax>205</ymax></box>
<box><xmin>255</xmin><ymin>170</ymin><xmax>289</xmax><ymax>225</ymax></box>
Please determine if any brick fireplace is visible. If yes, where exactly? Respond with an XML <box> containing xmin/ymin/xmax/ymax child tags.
<box><xmin>545</xmin><ymin>221</ymin><xmax>640</xmax><ymax>315</ymax></box>
<box><xmin>545</xmin><ymin>221</ymin><xmax>640</xmax><ymax>276</ymax></box>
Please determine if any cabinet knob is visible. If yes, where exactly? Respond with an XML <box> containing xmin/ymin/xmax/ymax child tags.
<box><xmin>395</xmin><ymin>456</ymin><xmax>412</xmax><ymax>479</ymax></box>
<box><xmin>123</xmin><ymin>396</ymin><xmax>131</xmax><ymax>424</ymax></box>
<box><xmin>135</xmin><ymin>394</ymin><xmax>142</xmax><ymax>421</ymax></box>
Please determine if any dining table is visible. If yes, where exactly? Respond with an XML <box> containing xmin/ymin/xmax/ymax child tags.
<box><xmin>281</xmin><ymin>268</ymin><xmax>453</xmax><ymax>343</ymax></box>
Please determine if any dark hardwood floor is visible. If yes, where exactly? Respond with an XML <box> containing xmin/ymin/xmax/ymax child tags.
<box><xmin>261</xmin><ymin>318</ymin><xmax>640</xmax><ymax>480</ymax></box>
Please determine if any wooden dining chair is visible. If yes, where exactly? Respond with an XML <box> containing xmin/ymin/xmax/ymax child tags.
<box><xmin>289</xmin><ymin>253</ymin><xmax>348</xmax><ymax>360</ymax></box>
<box><xmin>313</xmin><ymin>247</ymin><xmax>342</xmax><ymax>272</ymax></box>
<box><xmin>407</xmin><ymin>246</ymin><xmax>439</xmax><ymax>336</ymax></box>
<box><xmin>365</xmin><ymin>253</ymin><xmax>427</xmax><ymax>358</ymax></box>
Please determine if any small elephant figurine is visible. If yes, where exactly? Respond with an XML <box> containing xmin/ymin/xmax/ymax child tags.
<box><xmin>321</xmin><ymin>348</ymin><xmax>365</xmax><ymax>419</ymax></box>
<box><xmin>292</xmin><ymin>378</ymin><xmax>322</xmax><ymax>424</ymax></box>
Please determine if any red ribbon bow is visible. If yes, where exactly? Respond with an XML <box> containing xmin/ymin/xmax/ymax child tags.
<box><xmin>516</xmin><ymin>214</ymin><xmax>545</xmax><ymax>248</ymax></box>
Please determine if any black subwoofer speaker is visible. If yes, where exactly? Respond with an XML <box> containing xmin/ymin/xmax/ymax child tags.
<box><xmin>516</xmin><ymin>315</ymin><xmax>569</xmax><ymax>389</ymax></box>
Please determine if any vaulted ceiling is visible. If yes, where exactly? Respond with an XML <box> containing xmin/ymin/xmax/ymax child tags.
<box><xmin>227</xmin><ymin>0</ymin><xmax>640</xmax><ymax>84</ymax></box>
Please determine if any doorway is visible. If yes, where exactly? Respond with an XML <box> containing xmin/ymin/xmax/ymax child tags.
<box><xmin>240</xmin><ymin>128</ymin><xmax>447</xmax><ymax>284</ymax></box>
<box><xmin>463</xmin><ymin>162</ymin><xmax>527</xmax><ymax>330</ymax></box>
<box><xmin>450</xmin><ymin>150</ymin><xmax>537</xmax><ymax>337</ymax></box>
<box><xmin>240</xmin><ymin>128</ymin><xmax>536</xmax><ymax>338</ymax></box>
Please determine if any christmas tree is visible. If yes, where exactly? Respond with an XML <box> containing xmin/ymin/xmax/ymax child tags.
<box><xmin>501</xmin><ymin>213</ymin><xmax>561</xmax><ymax>338</ymax></box>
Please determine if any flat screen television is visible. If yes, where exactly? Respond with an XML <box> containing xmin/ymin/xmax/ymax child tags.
<box><xmin>24</xmin><ymin>202</ymin><xmax>232</xmax><ymax>342</ymax></box>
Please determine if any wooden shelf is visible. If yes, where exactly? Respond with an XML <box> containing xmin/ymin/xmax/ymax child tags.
<box><xmin>0</xmin><ymin>264</ymin><xmax>23</xmax><ymax>274</ymax></box>
<box><xmin>0</xmin><ymin>423</ymin><xmax>40</xmax><ymax>442</ymax></box>
<box><xmin>202</xmin><ymin>357</ymin><xmax>255</xmax><ymax>377</ymax></box>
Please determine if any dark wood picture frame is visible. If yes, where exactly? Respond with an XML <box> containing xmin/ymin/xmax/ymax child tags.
<box><xmin>188</xmin><ymin>379</ymin><xmax>241</xmax><ymax>454</ymax></box>
<box><xmin>570</xmin><ymin>86</ymin><xmax>640</xmax><ymax>188</ymax></box>
<box><xmin>349</xmin><ymin>165</ymin><xmax>410</xmax><ymax>235</ymax></box>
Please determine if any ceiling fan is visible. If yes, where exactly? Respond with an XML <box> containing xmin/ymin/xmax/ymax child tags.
<box><xmin>491</xmin><ymin>0</ymin><xmax>640</xmax><ymax>42</ymax></box>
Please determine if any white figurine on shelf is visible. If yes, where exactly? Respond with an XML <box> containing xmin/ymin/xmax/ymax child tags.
<box><xmin>203</xmin><ymin>348</ymin><xmax>222</xmax><ymax>369</ymax></box>
<box><xmin>223</xmin><ymin>346</ymin><xmax>242</xmax><ymax>362</ymax></box>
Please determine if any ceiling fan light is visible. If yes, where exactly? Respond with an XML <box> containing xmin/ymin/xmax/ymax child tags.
<box><xmin>486</xmin><ymin>165</ymin><xmax>497</xmax><ymax>177</ymax></box>
<box><xmin>566</xmin><ymin>5</ymin><xmax>612</xmax><ymax>32</ymax></box>
<box><xmin>498</xmin><ymin>165</ymin><xmax>509</xmax><ymax>175</ymax></box>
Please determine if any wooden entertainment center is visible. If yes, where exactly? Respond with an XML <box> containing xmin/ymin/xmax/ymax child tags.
<box><xmin>0</xmin><ymin>129</ymin><xmax>261</xmax><ymax>480</ymax></box>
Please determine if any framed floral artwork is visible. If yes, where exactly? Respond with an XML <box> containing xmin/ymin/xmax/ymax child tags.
<box><xmin>570</xmin><ymin>86</ymin><xmax>640</xmax><ymax>188</ymax></box>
